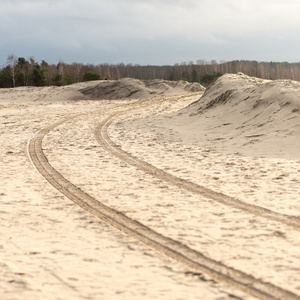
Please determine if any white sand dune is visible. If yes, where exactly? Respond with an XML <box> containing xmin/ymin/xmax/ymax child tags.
<box><xmin>155</xmin><ymin>73</ymin><xmax>300</xmax><ymax>159</ymax></box>
<box><xmin>79</xmin><ymin>78</ymin><xmax>205</xmax><ymax>100</ymax></box>
<box><xmin>1</xmin><ymin>76</ymin><xmax>300</xmax><ymax>299</ymax></box>
<box><xmin>0</xmin><ymin>78</ymin><xmax>204</xmax><ymax>105</ymax></box>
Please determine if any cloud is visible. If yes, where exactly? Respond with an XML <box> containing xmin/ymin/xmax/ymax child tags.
<box><xmin>1</xmin><ymin>0</ymin><xmax>300</xmax><ymax>65</ymax></box>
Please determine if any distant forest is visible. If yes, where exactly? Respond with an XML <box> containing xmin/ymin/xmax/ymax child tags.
<box><xmin>1</xmin><ymin>55</ymin><xmax>300</xmax><ymax>88</ymax></box>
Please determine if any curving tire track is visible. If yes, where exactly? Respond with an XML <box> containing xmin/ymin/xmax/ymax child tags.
<box><xmin>28</xmin><ymin>98</ymin><xmax>300</xmax><ymax>300</ymax></box>
<box><xmin>95</xmin><ymin>107</ymin><xmax>300</xmax><ymax>231</ymax></box>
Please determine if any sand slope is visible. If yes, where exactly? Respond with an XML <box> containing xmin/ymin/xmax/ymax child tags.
<box><xmin>159</xmin><ymin>73</ymin><xmax>300</xmax><ymax>159</ymax></box>
<box><xmin>79</xmin><ymin>78</ymin><xmax>205</xmax><ymax>100</ymax></box>
<box><xmin>0</xmin><ymin>79</ymin><xmax>204</xmax><ymax>105</ymax></box>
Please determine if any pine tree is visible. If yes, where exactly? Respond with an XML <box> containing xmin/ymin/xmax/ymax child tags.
<box><xmin>32</xmin><ymin>63</ymin><xmax>47</xmax><ymax>86</ymax></box>
<box><xmin>191</xmin><ymin>69</ymin><xmax>199</xmax><ymax>82</ymax></box>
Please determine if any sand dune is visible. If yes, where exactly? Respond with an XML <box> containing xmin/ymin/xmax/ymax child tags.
<box><xmin>157</xmin><ymin>73</ymin><xmax>300</xmax><ymax>159</ymax></box>
<box><xmin>79</xmin><ymin>78</ymin><xmax>205</xmax><ymax>100</ymax></box>
<box><xmin>0</xmin><ymin>78</ymin><xmax>204</xmax><ymax>105</ymax></box>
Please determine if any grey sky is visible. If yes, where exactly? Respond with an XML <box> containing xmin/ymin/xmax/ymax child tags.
<box><xmin>1</xmin><ymin>0</ymin><xmax>299</xmax><ymax>66</ymax></box>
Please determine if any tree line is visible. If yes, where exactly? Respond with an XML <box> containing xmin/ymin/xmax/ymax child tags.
<box><xmin>1</xmin><ymin>54</ymin><xmax>300</xmax><ymax>88</ymax></box>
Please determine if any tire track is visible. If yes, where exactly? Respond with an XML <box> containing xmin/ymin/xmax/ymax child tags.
<box><xmin>28</xmin><ymin>99</ymin><xmax>300</xmax><ymax>300</ymax></box>
<box><xmin>94</xmin><ymin>107</ymin><xmax>300</xmax><ymax>231</ymax></box>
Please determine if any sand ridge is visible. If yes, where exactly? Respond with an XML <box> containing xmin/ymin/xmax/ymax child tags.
<box><xmin>0</xmin><ymin>78</ymin><xmax>204</xmax><ymax>106</ymax></box>
<box><xmin>154</xmin><ymin>73</ymin><xmax>300</xmax><ymax>159</ymax></box>
<box><xmin>79</xmin><ymin>78</ymin><xmax>205</xmax><ymax>100</ymax></box>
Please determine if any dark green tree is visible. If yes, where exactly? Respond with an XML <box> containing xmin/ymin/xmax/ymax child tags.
<box><xmin>32</xmin><ymin>63</ymin><xmax>47</xmax><ymax>86</ymax></box>
<box><xmin>53</xmin><ymin>71</ymin><xmax>65</xmax><ymax>86</ymax></box>
<box><xmin>191</xmin><ymin>69</ymin><xmax>199</xmax><ymax>82</ymax></box>
<box><xmin>0</xmin><ymin>66</ymin><xmax>14</xmax><ymax>88</ymax></box>
<box><xmin>0</xmin><ymin>69</ymin><xmax>4</xmax><ymax>88</ymax></box>
<box><xmin>200</xmin><ymin>72</ymin><xmax>222</xmax><ymax>86</ymax></box>
<box><xmin>40</xmin><ymin>60</ymin><xmax>50</xmax><ymax>84</ymax></box>
<box><xmin>169</xmin><ymin>72</ymin><xmax>175</xmax><ymax>81</ymax></box>
<box><xmin>64</xmin><ymin>74</ymin><xmax>73</xmax><ymax>85</ymax></box>
<box><xmin>83</xmin><ymin>71</ymin><xmax>102</xmax><ymax>81</ymax></box>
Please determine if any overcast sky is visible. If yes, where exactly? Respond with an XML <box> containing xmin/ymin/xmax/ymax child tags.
<box><xmin>1</xmin><ymin>0</ymin><xmax>300</xmax><ymax>66</ymax></box>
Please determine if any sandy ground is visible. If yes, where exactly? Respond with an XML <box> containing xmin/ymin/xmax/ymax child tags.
<box><xmin>1</xmin><ymin>76</ymin><xmax>300</xmax><ymax>299</ymax></box>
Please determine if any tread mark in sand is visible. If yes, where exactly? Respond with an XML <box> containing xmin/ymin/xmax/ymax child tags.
<box><xmin>28</xmin><ymin>97</ymin><xmax>300</xmax><ymax>300</ymax></box>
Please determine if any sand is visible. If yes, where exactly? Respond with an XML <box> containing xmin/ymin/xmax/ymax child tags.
<box><xmin>1</xmin><ymin>76</ymin><xmax>299</xmax><ymax>299</ymax></box>
<box><xmin>151</xmin><ymin>72</ymin><xmax>300</xmax><ymax>159</ymax></box>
